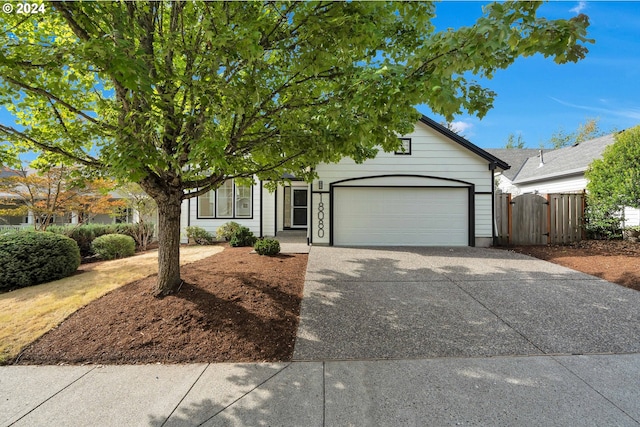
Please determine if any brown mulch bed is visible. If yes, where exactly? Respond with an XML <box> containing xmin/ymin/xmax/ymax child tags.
<box><xmin>15</xmin><ymin>246</ymin><xmax>307</xmax><ymax>365</ymax></box>
<box><xmin>503</xmin><ymin>240</ymin><xmax>640</xmax><ymax>291</ymax></box>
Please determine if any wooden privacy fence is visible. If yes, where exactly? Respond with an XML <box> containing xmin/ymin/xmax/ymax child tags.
<box><xmin>495</xmin><ymin>192</ymin><xmax>586</xmax><ymax>245</ymax></box>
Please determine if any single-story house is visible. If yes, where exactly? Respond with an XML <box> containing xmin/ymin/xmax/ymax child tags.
<box><xmin>181</xmin><ymin>116</ymin><xmax>510</xmax><ymax>247</ymax></box>
<box><xmin>488</xmin><ymin>133</ymin><xmax>640</xmax><ymax>227</ymax></box>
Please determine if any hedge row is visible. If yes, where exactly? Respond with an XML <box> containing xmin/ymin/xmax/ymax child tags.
<box><xmin>48</xmin><ymin>223</ymin><xmax>154</xmax><ymax>256</ymax></box>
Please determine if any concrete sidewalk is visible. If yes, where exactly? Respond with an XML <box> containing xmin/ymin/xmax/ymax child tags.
<box><xmin>2</xmin><ymin>354</ymin><xmax>639</xmax><ymax>426</ymax></box>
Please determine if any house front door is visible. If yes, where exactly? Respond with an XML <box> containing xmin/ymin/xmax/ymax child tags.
<box><xmin>292</xmin><ymin>189</ymin><xmax>308</xmax><ymax>228</ymax></box>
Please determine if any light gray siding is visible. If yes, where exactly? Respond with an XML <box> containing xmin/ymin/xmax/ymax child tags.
<box><xmin>312</xmin><ymin>121</ymin><xmax>495</xmax><ymax>246</ymax></box>
<box><xmin>261</xmin><ymin>184</ymin><xmax>276</xmax><ymax>237</ymax></box>
<box><xmin>517</xmin><ymin>175</ymin><xmax>587</xmax><ymax>194</ymax></box>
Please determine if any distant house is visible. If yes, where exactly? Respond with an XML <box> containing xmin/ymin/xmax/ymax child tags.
<box><xmin>0</xmin><ymin>167</ymin><xmax>135</xmax><ymax>229</ymax></box>
<box><xmin>488</xmin><ymin>133</ymin><xmax>640</xmax><ymax>227</ymax></box>
<box><xmin>485</xmin><ymin>149</ymin><xmax>541</xmax><ymax>195</ymax></box>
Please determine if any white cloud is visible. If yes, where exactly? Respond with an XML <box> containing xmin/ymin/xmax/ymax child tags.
<box><xmin>449</xmin><ymin>121</ymin><xmax>474</xmax><ymax>135</ymax></box>
<box><xmin>570</xmin><ymin>1</ymin><xmax>587</xmax><ymax>14</ymax></box>
<box><xmin>550</xmin><ymin>97</ymin><xmax>640</xmax><ymax>120</ymax></box>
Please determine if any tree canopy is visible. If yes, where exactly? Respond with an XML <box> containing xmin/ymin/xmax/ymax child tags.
<box><xmin>586</xmin><ymin>126</ymin><xmax>640</xmax><ymax>212</ymax></box>
<box><xmin>505</xmin><ymin>133</ymin><xmax>526</xmax><ymax>149</ymax></box>
<box><xmin>546</xmin><ymin>117</ymin><xmax>606</xmax><ymax>149</ymax></box>
<box><xmin>0</xmin><ymin>1</ymin><xmax>593</xmax><ymax>295</ymax></box>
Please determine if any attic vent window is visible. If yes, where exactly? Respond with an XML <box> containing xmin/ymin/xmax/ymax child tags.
<box><xmin>395</xmin><ymin>138</ymin><xmax>412</xmax><ymax>155</ymax></box>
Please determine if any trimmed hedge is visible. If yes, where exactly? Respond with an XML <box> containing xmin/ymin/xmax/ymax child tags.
<box><xmin>0</xmin><ymin>231</ymin><xmax>81</xmax><ymax>291</ymax></box>
<box><xmin>48</xmin><ymin>224</ymin><xmax>115</xmax><ymax>256</ymax></box>
<box><xmin>254</xmin><ymin>238</ymin><xmax>280</xmax><ymax>256</ymax></box>
<box><xmin>91</xmin><ymin>234</ymin><xmax>136</xmax><ymax>260</ymax></box>
<box><xmin>48</xmin><ymin>223</ymin><xmax>155</xmax><ymax>256</ymax></box>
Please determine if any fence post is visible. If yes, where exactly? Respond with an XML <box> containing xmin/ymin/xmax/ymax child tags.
<box><xmin>581</xmin><ymin>191</ymin><xmax>587</xmax><ymax>240</ymax></box>
<box><xmin>507</xmin><ymin>193</ymin><xmax>512</xmax><ymax>245</ymax></box>
<box><xmin>547</xmin><ymin>194</ymin><xmax>557</xmax><ymax>245</ymax></box>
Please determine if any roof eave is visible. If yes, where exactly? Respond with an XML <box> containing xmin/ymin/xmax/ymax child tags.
<box><xmin>513</xmin><ymin>168</ymin><xmax>585</xmax><ymax>184</ymax></box>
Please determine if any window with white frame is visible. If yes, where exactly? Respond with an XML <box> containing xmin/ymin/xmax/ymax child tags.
<box><xmin>197</xmin><ymin>180</ymin><xmax>252</xmax><ymax>219</ymax></box>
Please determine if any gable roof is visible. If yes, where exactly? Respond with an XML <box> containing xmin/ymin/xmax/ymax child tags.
<box><xmin>418</xmin><ymin>116</ymin><xmax>510</xmax><ymax>171</ymax></box>
<box><xmin>485</xmin><ymin>149</ymin><xmax>541</xmax><ymax>181</ymax></box>
<box><xmin>513</xmin><ymin>133</ymin><xmax>616</xmax><ymax>184</ymax></box>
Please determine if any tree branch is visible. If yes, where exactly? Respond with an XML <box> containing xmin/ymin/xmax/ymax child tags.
<box><xmin>182</xmin><ymin>150</ymin><xmax>307</xmax><ymax>200</ymax></box>
<box><xmin>3</xmin><ymin>75</ymin><xmax>114</xmax><ymax>130</ymax></box>
<box><xmin>50</xmin><ymin>2</ymin><xmax>94</xmax><ymax>41</ymax></box>
<box><xmin>0</xmin><ymin>124</ymin><xmax>103</xmax><ymax>168</ymax></box>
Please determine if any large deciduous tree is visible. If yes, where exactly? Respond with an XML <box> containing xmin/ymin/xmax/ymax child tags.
<box><xmin>0</xmin><ymin>1</ymin><xmax>592</xmax><ymax>296</ymax></box>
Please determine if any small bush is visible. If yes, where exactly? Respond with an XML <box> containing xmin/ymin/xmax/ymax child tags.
<box><xmin>185</xmin><ymin>226</ymin><xmax>216</xmax><ymax>245</ymax></box>
<box><xmin>229</xmin><ymin>226</ymin><xmax>257</xmax><ymax>247</ymax></box>
<box><xmin>91</xmin><ymin>234</ymin><xmax>136</xmax><ymax>260</ymax></box>
<box><xmin>623</xmin><ymin>225</ymin><xmax>640</xmax><ymax>242</ymax></box>
<box><xmin>584</xmin><ymin>203</ymin><xmax>623</xmax><ymax>240</ymax></box>
<box><xmin>0</xmin><ymin>231</ymin><xmax>81</xmax><ymax>291</ymax></box>
<box><xmin>254</xmin><ymin>238</ymin><xmax>280</xmax><ymax>256</ymax></box>
<box><xmin>48</xmin><ymin>224</ymin><xmax>115</xmax><ymax>256</ymax></box>
<box><xmin>216</xmin><ymin>221</ymin><xmax>241</xmax><ymax>241</ymax></box>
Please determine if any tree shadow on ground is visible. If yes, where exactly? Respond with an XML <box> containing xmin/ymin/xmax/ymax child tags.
<box><xmin>147</xmin><ymin>362</ymin><xmax>322</xmax><ymax>427</ymax></box>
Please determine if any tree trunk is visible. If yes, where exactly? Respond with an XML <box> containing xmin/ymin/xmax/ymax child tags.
<box><xmin>153</xmin><ymin>193</ymin><xmax>183</xmax><ymax>297</ymax></box>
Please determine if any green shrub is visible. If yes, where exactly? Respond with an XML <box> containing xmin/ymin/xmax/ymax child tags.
<box><xmin>0</xmin><ymin>231</ymin><xmax>81</xmax><ymax>291</ymax></box>
<box><xmin>623</xmin><ymin>225</ymin><xmax>640</xmax><ymax>242</ymax></box>
<box><xmin>47</xmin><ymin>223</ymin><xmax>156</xmax><ymax>255</ymax></box>
<box><xmin>48</xmin><ymin>224</ymin><xmax>118</xmax><ymax>256</ymax></box>
<box><xmin>216</xmin><ymin>221</ymin><xmax>241</xmax><ymax>241</ymax></box>
<box><xmin>229</xmin><ymin>226</ymin><xmax>256</xmax><ymax>247</ymax></box>
<box><xmin>185</xmin><ymin>226</ymin><xmax>216</xmax><ymax>245</ymax></box>
<box><xmin>254</xmin><ymin>238</ymin><xmax>280</xmax><ymax>256</ymax></box>
<box><xmin>584</xmin><ymin>203</ymin><xmax>622</xmax><ymax>240</ymax></box>
<box><xmin>91</xmin><ymin>234</ymin><xmax>136</xmax><ymax>260</ymax></box>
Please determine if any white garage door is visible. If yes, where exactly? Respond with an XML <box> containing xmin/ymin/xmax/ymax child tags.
<box><xmin>333</xmin><ymin>187</ymin><xmax>468</xmax><ymax>246</ymax></box>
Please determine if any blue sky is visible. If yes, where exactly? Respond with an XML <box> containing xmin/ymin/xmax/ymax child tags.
<box><xmin>420</xmin><ymin>1</ymin><xmax>640</xmax><ymax>148</ymax></box>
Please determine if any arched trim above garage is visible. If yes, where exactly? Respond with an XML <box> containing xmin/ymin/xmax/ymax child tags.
<box><xmin>329</xmin><ymin>174</ymin><xmax>475</xmax><ymax>247</ymax></box>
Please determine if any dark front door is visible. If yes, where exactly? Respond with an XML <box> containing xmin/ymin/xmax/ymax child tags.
<box><xmin>292</xmin><ymin>189</ymin><xmax>308</xmax><ymax>227</ymax></box>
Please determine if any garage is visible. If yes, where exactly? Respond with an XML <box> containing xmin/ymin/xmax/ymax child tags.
<box><xmin>332</xmin><ymin>187</ymin><xmax>469</xmax><ymax>246</ymax></box>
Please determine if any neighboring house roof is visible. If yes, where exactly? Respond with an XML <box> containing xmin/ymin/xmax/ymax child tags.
<box><xmin>419</xmin><ymin>116</ymin><xmax>511</xmax><ymax>171</ymax></box>
<box><xmin>485</xmin><ymin>149</ymin><xmax>542</xmax><ymax>181</ymax></box>
<box><xmin>0</xmin><ymin>167</ymin><xmax>26</xmax><ymax>178</ymax></box>
<box><xmin>513</xmin><ymin>133</ymin><xmax>616</xmax><ymax>184</ymax></box>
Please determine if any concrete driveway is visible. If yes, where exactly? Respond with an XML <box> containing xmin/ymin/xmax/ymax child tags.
<box><xmin>294</xmin><ymin>246</ymin><xmax>640</xmax><ymax>360</ymax></box>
